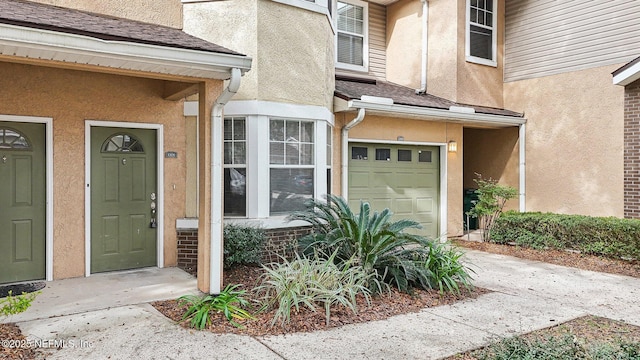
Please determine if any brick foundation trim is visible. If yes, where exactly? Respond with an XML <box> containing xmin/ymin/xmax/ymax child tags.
<box><xmin>176</xmin><ymin>226</ymin><xmax>313</xmax><ymax>274</ymax></box>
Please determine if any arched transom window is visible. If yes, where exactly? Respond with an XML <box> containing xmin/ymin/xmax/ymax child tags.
<box><xmin>101</xmin><ymin>133</ymin><xmax>144</xmax><ymax>153</ymax></box>
<box><xmin>0</xmin><ymin>127</ymin><xmax>31</xmax><ymax>150</ymax></box>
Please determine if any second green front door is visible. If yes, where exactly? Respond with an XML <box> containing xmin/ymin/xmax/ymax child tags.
<box><xmin>90</xmin><ymin>127</ymin><xmax>157</xmax><ymax>273</ymax></box>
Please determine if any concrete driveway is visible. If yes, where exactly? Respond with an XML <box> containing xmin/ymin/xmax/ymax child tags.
<box><xmin>9</xmin><ymin>250</ymin><xmax>640</xmax><ymax>359</ymax></box>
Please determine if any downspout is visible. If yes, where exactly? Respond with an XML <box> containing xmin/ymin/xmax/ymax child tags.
<box><xmin>210</xmin><ymin>67</ymin><xmax>242</xmax><ymax>294</ymax></box>
<box><xmin>341</xmin><ymin>108</ymin><xmax>366</xmax><ymax>198</ymax></box>
<box><xmin>415</xmin><ymin>0</ymin><xmax>429</xmax><ymax>94</ymax></box>
<box><xmin>519</xmin><ymin>123</ymin><xmax>526</xmax><ymax>212</ymax></box>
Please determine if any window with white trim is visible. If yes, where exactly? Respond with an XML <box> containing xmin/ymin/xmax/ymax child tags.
<box><xmin>466</xmin><ymin>0</ymin><xmax>497</xmax><ymax>67</ymax></box>
<box><xmin>326</xmin><ymin>125</ymin><xmax>332</xmax><ymax>194</ymax></box>
<box><xmin>224</xmin><ymin>117</ymin><xmax>247</xmax><ymax>216</ymax></box>
<box><xmin>335</xmin><ymin>0</ymin><xmax>368</xmax><ymax>71</ymax></box>
<box><xmin>269</xmin><ymin>119</ymin><xmax>315</xmax><ymax>214</ymax></box>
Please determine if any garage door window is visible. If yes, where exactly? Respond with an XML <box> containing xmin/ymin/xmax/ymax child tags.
<box><xmin>375</xmin><ymin>148</ymin><xmax>391</xmax><ymax>161</ymax></box>
<box><xmin>398</xmin><ymin>149</ymin><xmax>412</xmax><ymax>162</ymax></box>
<box><xmin>352</xmin><ymin>146</ymin><xmax>367</xmax><ymax>160</ymax></box>
<box><xmin>418</xmin><ymin>150</ymin><xmax>432</xmax><ymax>163</ymax></box>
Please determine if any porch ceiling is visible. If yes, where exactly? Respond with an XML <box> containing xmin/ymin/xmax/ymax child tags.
<box><xmin>0</xmin><ymin>0</ymin><xmax>251</xmax><ymax>81</ymax></box>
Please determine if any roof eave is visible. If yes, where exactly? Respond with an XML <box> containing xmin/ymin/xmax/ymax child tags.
<box><xmin>613</xmin><ymin>59</ymin><xmax>640</xmax><ymax>86</ymax></box>
<box><xmin>342</xmin><ymin>99</ymin><xmax>526</xmax><ymax>127</ymax></box>
<box><xmin>0</xmin><ymin>23</ymin><xmax>252</xmax><ymax>80</ymax></box>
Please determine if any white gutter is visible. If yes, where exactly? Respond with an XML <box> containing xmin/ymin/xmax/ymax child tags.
<box><xmin>341</xmin><ymin>108</ymin><xmax>366</xmax><ymax>198</ymax></box>
<box><xmin>519</xmin><ymin>123</ymin><xmax>526</xmax><ymax>212</ymax></box>
<box><xmin>210</xmin><ymin>68</ymin><xmax>242</xmax><ymax>294</ymax></box>
<box><xmin>0</xmin><ymin>23</ymin><xmax>252</xmax><ymax>80</ymax></box>
<box><xmin>347</xmin><ymin>100</ymin><xmax>526</xmax><ymax>127</ymax></box>
<box><xmin>416</xmin><ymin>0</ymin><xmax>429</xmax><ymax>94</ymax></box>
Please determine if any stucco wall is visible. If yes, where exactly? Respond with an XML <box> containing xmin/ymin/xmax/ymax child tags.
<box><xmin>27</xmin><ymin>0</ymin><xmax>183</xmax><ymax>28</ymax></box>
<box><xmin>0</xmin><ymin>62</ymin><xmax>191</xmax><ymax>279</ymax></box>
<box><xmin>386</xmin><ymin>0</ymin><xmax>503</xmax><ymax>108</ymax></box>
<box><xmin>504</xmin><ymin>65</ymin><xmax>624</xmax><ymax>217</ymax></box>
<box><xmin>336</xmin><ymin>113</ymin><xmax>464</xmax><ymax>236</ymax></box>
<box><xmin>184</xmin><ymin>0</ymin><xmax>334</xmax><ymax>109</ymax></box>
<box><xmin>455</xmin><ymin>0</ymin><xmax>504</xmax><ymax>108</ymax></box>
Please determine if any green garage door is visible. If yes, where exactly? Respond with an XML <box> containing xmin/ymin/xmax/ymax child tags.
<box><xmin>348</xmin><ymin>143</ymin><xmax>440</xmax><ymax>238</ymax></box>
<box><xmin>0</xmin><ymin>122</ymin><xmax>46</xmax><ymax>284</ymax></box>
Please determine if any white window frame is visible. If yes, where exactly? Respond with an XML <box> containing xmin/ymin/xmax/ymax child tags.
<box><xmin>223</xmin><ymin>116</ymin><xmax>248</xmax><ymax>217</ymax></box>
<box><xmin>465</xmin><ymin>0</ymin><xmax>497</xmax><ymax>67</ymax></box>
<box><xmin>221</xmin><ymin>100</ymin><xmax>334</xmax><ymax>228</ymax></box>
<box><xmin>334</xmin><ymin>0</ymin><xmax>369</xmax><ymax>72</ymax></box>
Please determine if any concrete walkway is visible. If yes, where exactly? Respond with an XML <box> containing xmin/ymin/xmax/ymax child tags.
<box><xmin>8</xmin><ymin>250</ymin><xmax>640</xmax><ymax>359</ymax></box>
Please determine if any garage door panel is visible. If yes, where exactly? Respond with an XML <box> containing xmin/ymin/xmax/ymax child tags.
<box><xmin>416</xmin><ymin>197</ymin><xmax>435</xmax><ymax>214</ymax></box>
<box><xmin>395</xmin><ymin>198</ymin><xmax>413</xmax><ymax>215</ymax></box>
<box><xmin>348</xmin><ymin>143</ymin><xmax>439</xmax><ymax>238</ymax></box>
<box><xmin>349</xmin><ymin>171</ymin><xmax>370</xmax><ymax>188</ymax></box>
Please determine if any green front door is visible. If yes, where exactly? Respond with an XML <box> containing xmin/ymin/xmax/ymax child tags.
<box><xmin>0</xmin><ymin>122</ymin><xmax>46</xmax><ymax>284</ymax></box>
<box><xmin>91</xmin><ymin>127</ymin><xmax>157</xmax><ymax>273</ymax></box>
<box><xmin>348</xmin><ymin>143</ymin><xmax>440</xmax><ymax>238</ymax></box>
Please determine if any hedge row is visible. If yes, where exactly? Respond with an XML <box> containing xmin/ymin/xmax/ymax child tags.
<box><xmin>491</xmin><ymin>211</ymin><xmax>640</xmax><ymax>261</ymax></box>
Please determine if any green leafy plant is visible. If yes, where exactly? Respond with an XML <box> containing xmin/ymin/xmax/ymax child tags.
<box><xmin>474</xmin><ymin>333</ymin><xmax>584</xmax><ymax>360</ymax></box>
<box><xmin>491</xmin><ymin>211</ymin><xmax>640</xmax><ymax>261</ymax></box>
<box><xmin>255</xmin><ymin>252</ymin><xmax>372</xmax><ymax>326</ymax></box>
<box><xmin>178</xmin><ymin>284</ymin><xmax>254</xmax><ymax>330</ymax></box>
<box><xmin>420</xmin><ymin>242</ymin><xmax>474</xmax><ymax>294</ymax></box>
<box><xmin>468</xmin><ymin>174</ymin><xmax>518</xmax><ymax>242</ymax></box>
<box><xmin>224</xmin><ymin>224</ymin><xmax>265</xmax><ymax>269</ymax></box>
<box><xmin>0</xmin><ymin>290</ymin><xmax>39</xmax><ymax>318</ymax></box>
<box><xmin>288</xmin><ymin>195</ymin><xmax>439</xmax><ymax>293</ymax></box>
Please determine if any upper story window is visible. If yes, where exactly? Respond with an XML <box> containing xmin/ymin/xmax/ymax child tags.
<box><xmin>335</xmin><ymin>0</ymin><xmax>368</xmax><ymax>72</ymax></box>
<box><xmin>466</xmin><ymin>0</ymin><xmax>497</xmax><ymax>67</ymax></box>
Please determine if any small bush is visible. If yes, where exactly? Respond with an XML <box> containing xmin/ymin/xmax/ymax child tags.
<box><xmin>467</xmin><ymin>175</ymin><xmax>518</xmax><ymax>242</ymax></box>
<box><xmin>178</xmin><ymin>284</ymin><xmax>254</xmax><ymax>330</ymax></box>
<box><xmin>492</xmin><ymin>211</ymin><xmax>640</xmax><ymax>261</ymax></box>
<box><xmin>1</xmin><ymin>290</ymin><xmax>39</xmax><ymax>318</ymax></box>
<box><xmin>224</xmin><ymin>224</ymin><xmax>265</xmax><ymax>269</ymax></box>
<box><xmin>255</xmin><ymin>252</ymin><xmax>372</xmax><ymax>327</ymax></box>
<box><xmin>419</xmin><ymin>242</ymin><xmax>474</xmax><ymax>294</ymax></box>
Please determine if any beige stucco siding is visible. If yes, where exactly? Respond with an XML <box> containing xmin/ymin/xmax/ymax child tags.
<box><xmin>0</xmin><ymin>62</ymin><xmax>192</xmax><ymax>279</ymax></box>
<box><xmin>387</xmin><ymin>0</ymin><xmax>503</xmax><ymax>108</ymax></box>
<box><xmin>336</xmin><ymin>113</ymin><xmax>464</xmax><ymax>236</ymax></box>
<box><xmin>27</xmin><ymin>0</ymin><xmax>183</xmax><ymax>28</ymax></box>
<box><xmin>184</xmin><ymin>0</ymin><xmax>334</xmax><ymax>109</ymax></box>
<box><xmin>504</xmin><ymin>65</ymin><xmax>624</xmax><ymax>217</ymax></box>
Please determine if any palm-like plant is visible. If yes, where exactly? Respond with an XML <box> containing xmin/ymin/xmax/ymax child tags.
<box><xmin>178</xmin><ymin>284</ymin><xmax>254</xmax><ymax>330</ymax></box>
<box><xmin>288</xmin><ymin>195</ymin><xmax>437</xmax><ymax>293</ymax></box>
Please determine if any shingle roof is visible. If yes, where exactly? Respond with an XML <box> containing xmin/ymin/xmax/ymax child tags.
<box><xmin>0</xmin><ymin>0</ymin><xmax>242</xmax><ymax>56</ymax></box>
<box><xmin>335</xmin><ymin>76</ymin><xmax>523</xmax><ymax>117</ymax></box>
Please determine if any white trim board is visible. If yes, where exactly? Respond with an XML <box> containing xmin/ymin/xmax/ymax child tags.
<box><xmin>84</xmin><ymin>120</ymin><xmax>165</xmax><ymax>277</ymax></box>
<box><xmin>0</xmin><ymin>114</ymin><xmax>54</xmax><ymax>281</ymax></box>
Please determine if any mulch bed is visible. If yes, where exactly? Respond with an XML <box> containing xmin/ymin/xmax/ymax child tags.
<box><xmin>152</xmin><ymin>265</ymin><xmax>489</xmax><ymax>336</ymax></box>
<box><xmin>0</xmin><ymin>323</ymin><xmax>38</xmax><ymax>360</ymax></box>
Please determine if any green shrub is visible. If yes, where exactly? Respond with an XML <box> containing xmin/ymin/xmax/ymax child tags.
<box><xmin>178</xmin><ymin>284</ymin><xmax>254</xmax><ymax>330</ymax></box>
<box><xmin>288</xmin><ymin>195</ymin><xmax>432</xmax><ymax>293</ymax></box>
<box><xmin>288</xmin><ymin>195</ymin><xmax>474</xmax><ymax>294</ymax></box>
<box><xmin>492</xmin><ymin>211</ymin><xmax>640</xmax><ymax>261</ymax></box>
<box><xmin>223</xmin><ymin>224</ymin><xmax>265</xmax><ymax>269</ymax></box>
<box><xmin>473</xmin><ymin>333</ymin><xmax>640</xmax><ymax>360</ymax></box>
<box><xmin>467</xmin><ymin>175</ymin><xmax>518</xmax><ymax>242</ymax></box>
<box><xmin>474</xmin><ymin>334</ymin><xmax>584</xmax><ymax>360</ymax></box>
<box><xmin>0</xmin><ymin>290</ymin><xmax>39</xmax><ymax>317</ymax></box>
<box><xmin>255</xmin><ymin>252</ymin><xmax>372</xmax><ymax>326</ymax></box>
<box><xmin>419</xmin><ymin>242</ymin><xmax>474</xmax><ymax>294</ymax></box>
